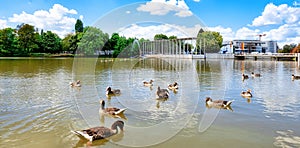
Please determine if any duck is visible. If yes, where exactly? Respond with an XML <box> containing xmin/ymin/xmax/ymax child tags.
<box><xmin>292</xmin><ymin>74</ymin><xmax>300</xmax><ymax>80</ymax></box>
<box><xmin>168</xmin><ymin>82</ymin><xmax>178</xmax><ymax>90</ymax></box>
<box><xmin>241</xmin><ymin>89</ymin><xmax>252</xmax><ymax>98</ymax></box>
<box><xmin>156</xmin><ymin>86</ymin><xmax>169</xmax><ymax>99</ymax></box>
<box><xmin>205</xmin><ymin>97</ymin><xmax>233</xmax><ymax>109</ymax></box>
<box><xmin>143</xmin><ymin>80</ymin><xmax>154</xmax><ymax>86</ymax></box>
<box><xmin>106</xmin><ymin>86</ymin><xmax>121</xmax><ymax>96</ymax></box>
<box><xmin>251</xmin><ymin>72</ymin><xmax>261</xmax><ymax>77</ymax></box>
<box><xmin>70</xmin><ymin>80</ymin><xmax>81</xmax><ymax>87</ymax></box>
<box><xmin>72</xmin><ymin>120</ymin><xmax>124</xmax><ymax>142</ymax></box>
<box><xmin>99</xmin><ymin>99</ymin><xmax>126</xmax><ymax>116</ymax></box>
<box><xmin>242</xmin><ymin>74</ymin><xmax>249</xmax><ymax>80</ymax></box>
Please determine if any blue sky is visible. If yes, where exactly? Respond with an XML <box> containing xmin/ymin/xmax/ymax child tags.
<box><xmin>1</xmin><ymin>0</ymin><xmax>300</xmax><ymax>47</ymax></box>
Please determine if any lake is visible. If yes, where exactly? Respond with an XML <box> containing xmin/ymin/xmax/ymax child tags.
<box><xmin>0</xmin><ymin>57</ymin><xmax>300</xmax><ymax>148</ymax></box>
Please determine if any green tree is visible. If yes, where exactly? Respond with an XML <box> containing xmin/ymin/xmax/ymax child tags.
<box><xmin>17</xmin><ymin>24</ymin><xmax>39</xmax><ymax>55</ymax></box>
<box><xmin>196</xmin><ymin>29</ymin><xmax>223</xmax><ymax>53</ymax></box>
<box><xmin>279</xmin><ymin>44</ymin><xmax>296</xmax><ymax>53</ymax></box>
<box><xmin>40</xmin><ymin>31</ymin><xmax>61</xmax><ymax>53</ymax></box>
<box><xmin>154</xmin><ymin>34</ymin><xmax>168</xmax><ymax>40</ymax></box>
<box><xmin>77</xmin><ymin>26</ymin><xmax>108</xmax><ymax>56</ymax></box>
<box><xmin>75</xmin><ymin>19</ymin><xmax>84</xmax><ymax>33</ymax></box>
<box><xmin>169</xmin><ymin>35</ymin><xmax>177</xmax><ymax>40</ymax></box>
<box><xmin>112</xmin><ymin>36</ymin><xmax>128</xmax><ymax>57</ymax></box>
<box><xmin>0</xmin><ymin>28</ymin><xmax>19</xmax><ymax>56</ymax></box>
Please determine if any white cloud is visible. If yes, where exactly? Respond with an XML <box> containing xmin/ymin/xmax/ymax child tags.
<box><xmin>118</xmin><ymin>23</ymin><xmax>202</xmax><ymax>40</ymax></box>
<box><xmin>251</xmin><ymin>3</ymin><xmax>300</xmax><ymax>26</ymax></box>
<box><xmin>208</xmin><ymin>26</ymin><xmax>235</xmax><ymax>41</ymax></box>
<box><xmin>8</xmin><ymin>4</ymin><xmax>79</xmax><ymax>37</ymax></box>
<box><xmin>137</xmin><ymin>0</ymin><xmax>192</xmax><ymax>17</ymax></box>
<box><xmin>193</xmin><ymin>0</ymin><xmax>201</xmax><ymax>2</ymax></box>
<box><xmin>0</xmin><ymin>19</ymin><xmax>8</xmax><ymax>29</ymax></box>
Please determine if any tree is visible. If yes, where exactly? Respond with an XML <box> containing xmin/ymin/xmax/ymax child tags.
<box><xmin>154</xmin><ymin>34</ymin><xmax>168</xmax><ymax>40</ymax></box>
<box><xmin>17</xmin><ymin>24</ymin><xmax>39</xmax><ymax>55</ymax></box>
<box><xmin>40</xmin><ymin>31</ymin><xmax>61</xmax><ymax>53</ymax></box>
<box><xmin>112</xmin><ymin>36</ymin><xmax>128</xmax><ymax>57</ymax></box>
<box><xmin>75</xmin><ymin>19</ymin><xmax>84</xmax><ymax>33</ymax></box>
<box><xmin>196</xmin><ymin>29</ymin><xmax>223</xmax><ymax>53</ymax></box>
<box><xmin>169</xmin><ymin>35</ymin><xmax>177</xmax><ymax>40</ymax></box>
<box><xmin>77</xmin><ymin>26</ymin><xmax>108</xmax><ymax>55</ymax></box>
<box><xmin>279</xmin><ymin>44</ymin><xmax>296</xmax><ymax>53</ymax></box>
<box><xmin>0</xmin><ymin>28</ymin><xmax>19</xmax><ymax>56</ymax></box>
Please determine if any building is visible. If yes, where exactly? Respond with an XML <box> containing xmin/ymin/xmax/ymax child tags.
<box><xmin>229</xmin><ymin>40</ymin><xmax>278</xmax><ymax>54</ymax></box>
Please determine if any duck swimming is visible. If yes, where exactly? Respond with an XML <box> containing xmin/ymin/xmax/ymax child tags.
<box><xmin>72</xmin><ymin>120</ymin><xmax>124</xmax><ymax>142</ymax></box>
<box><xmin>106</xmin><ymin>87</ymin><xmax>121</xmax><ymax>96</ymax></box>
<box><xmin>156</xmin><ymin>86</ymin><xmax>169</xmax><ymax>99</ymax></box>
<box><xmin>99</xmin><ymin>100</ymin><xmax>126</xmax><ymax>116</ymax></box>
<box><xmin>292</xmin><ymin>74</ymin><xmax>300</xmax><ymax>80</ymax></box>
<box><xmin>242</xmin><ymin>74</ymin><xmax>249</xmax><ymax>80</ymax></box>
<box><xmin>168</xmin><ymin>82</ymin><xmax>178</xmax><ymax>91</ymax></box>
<box><xmin>70</xmin><ymin>80</ymin><xmax>81</xmax><ymax>87</ymax></box>
<box><xmin>143</xmin><ymin>80</ymin><xmax>154</xmax><ymax>86</ymax></box>
<box><xmin>241</xmin><ymin>89</ymin><xmax>252</xmax><ymax>98</ymax></box>
<box><xmin>205</xmin><ymin>97</ymin><xmax>233</xmax><ymax>109</ymax></box>
<box><xmin>251</xmin><ymin>72</ymin><xmax>261</xmax><ymax>77</ymax></box>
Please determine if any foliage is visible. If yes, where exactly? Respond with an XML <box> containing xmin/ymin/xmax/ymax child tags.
<box><xmin>75</xmin><ymin>19</ymin><xmax>84</xmax><ymax>33</ymax></box>
<box><xmin>278</xmin><ymin>44</ymin><xmax>297</xmax><ymax>53</ymax></box>
<box><xmin>0</xmin><ymin>28</ymin><xmax>18</xmax><ymax>56</ymax></box>
<box><xmin>40</xmin><ymin>31</ymin><xmax>62</xmax><ymax>53</ymax></box>
<box><xmin>154</xmin><ymin>34</ymin><xmax>168</xmax><ymax>40</ymax></box>
<box><xmin>196</xmin><ymin>29</ymin><xmax>223</xmax><ymax>53</ymax></box>
<box><xmin>77</xmin><ymin>26</ymin><xmax>108</xmax><ymax>56</ymax></box>
<box><xmin>17</xmin><ymin>24</ymin><xmax>40</xmax><ymax>55</ymax></box>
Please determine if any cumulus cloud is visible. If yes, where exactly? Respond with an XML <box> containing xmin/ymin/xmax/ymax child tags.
<box><xmin>137</xmin><ymin>0</ymin><xmax>193</xmax><ymax>17</ymax></box>
<box><xmin>118</xmin><ymin>23</ymin><xmax>202</xmax><ymax>40</ymax></box>
<box><xmin>251</xmin><ymin>3</ymin><xmax>300</xmax><ymax>26</ymax></box>
<box><xmin>0</xmin><ymin>19</ymin><xmax>8</xmax><ymax>29</ymax></box>
<box><xmin>8</xmin><ymin>4</ymin><xmax>79</xmax><ymax>37</ymax></box>
<box><xmin>208</xmin><ymin>26</ymin><xmax>235</xmax><ymax>41</ymax></box>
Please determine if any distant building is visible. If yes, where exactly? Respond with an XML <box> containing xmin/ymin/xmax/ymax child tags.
<box><xmin>220</xmin><ymin>40</ymin><xmax>278</xmax><ymax>54</ymax></box>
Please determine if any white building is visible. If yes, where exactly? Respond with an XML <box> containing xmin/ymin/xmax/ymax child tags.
<box><xmin>221</xmin><ymin>40</ymin><xmax>278</xmax><ymax>54</ymax></box>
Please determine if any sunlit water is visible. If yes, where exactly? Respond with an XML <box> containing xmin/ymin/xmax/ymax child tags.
<box><xmin>0</xmin><ymin>57</ymin><xmax>300</xmax><ymax>148</ymax></box>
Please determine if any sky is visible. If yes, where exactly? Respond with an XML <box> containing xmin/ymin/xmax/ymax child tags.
<box><xmin>0</xmin><ymin>0</ymin><xmax>300</xmax><ymax>48</ymax></box>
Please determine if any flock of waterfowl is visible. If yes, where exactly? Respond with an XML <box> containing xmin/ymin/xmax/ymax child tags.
<box><xmin>69</xmin><ymin>79</ymin><xmax>178</xmax><ymax>142</ymax></box>
<box><xmin>69</xmin><ymin>72</ymin><xmax>300</xmax><ymax>142</ymax></box>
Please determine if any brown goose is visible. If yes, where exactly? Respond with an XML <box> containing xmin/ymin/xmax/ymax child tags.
<box><xmin>99</xmin><ymin>100</ymin><xmax>126</xmax><ymax>116</ymax></box>
<box><xmin>106</xmin><ymin>86</ymin><xmax>121</xmax><ymax>96</ymax></box>
<box><xmin>156</xmin><ymin>86</ymin><xmax>169</xmax><ymax>99</ymax></box>
<box><xmin>168</xmin><ymin>82</ymin><xmax>178</xmax><ymax>91</ymax></box>
<box><xmin>143</xmin><ymin>80</ymin><xmax>154</xmax><ymax>86</ymax></box>
<box><xmin>70</xmin><ymin>80</ymin><xmax>81</xmax><ymax>87</ymax></box>
<box><xmin>251</xmin><ymin>72</ymin><xmax>261</xmax><ymax>77</ymax></box>
<box><xmin>242</xmin><ymin>74</ymin><xmax>249</xmax><ymax>80</ymax></box>
<box><xmin>72</xmin><ymin>120</ymin><xmax>124</xmax><ymax>142</ymax></box>
<box><xmin>205</xmin><ymin>97</ymin><xmax>233</xmax><ymax>109</ymax></box>
<box><xmin>241</xmin><ymin>89</ymin><xmax>252</xmax><ymax>98</ymax></box>
<box><xmin>292</xmin><ymin>74</ymin><xmax>300</xmax><ymax>80</ymax></box>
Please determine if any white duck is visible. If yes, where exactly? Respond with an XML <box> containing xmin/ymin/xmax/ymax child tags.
<box><xmin>168</xmin><ymin>82</ymin><xmax>178</xmax><ymax>91</ymax></box>
<box><xmin>72</xmin><ymin>120</ymin><xmax>124</xmax><ymax>142</ymax></box>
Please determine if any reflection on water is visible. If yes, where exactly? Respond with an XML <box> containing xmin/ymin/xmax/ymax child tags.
<box><xmin>1</xmin><ymin>58</ymin><xmax>300</xmax><ymax>147</ymax></box>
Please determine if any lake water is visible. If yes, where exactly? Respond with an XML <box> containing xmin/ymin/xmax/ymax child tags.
<box><xmin>0</xmin><ymin>57</ymin><xmax>300</xmax><ymax>148</ymax></box>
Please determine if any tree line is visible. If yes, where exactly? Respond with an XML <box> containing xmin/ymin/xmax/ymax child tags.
<box><xmin>0</xmin><ymin>19</ymin><xmax>225</xmax><ymax>57</ymax></box>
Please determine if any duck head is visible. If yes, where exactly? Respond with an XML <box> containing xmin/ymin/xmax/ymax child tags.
<box><xmin>111</xmin><ymin>120</ymin><xmax>124</xmax><ymax>132</ymax></box>
<box><xmin>106</xmin><ymin>86</ymin><xmax>112</xmax><ymax>91</ymax></box>
<box><xmin>205</xmin><ymin>97</ymin><xmax>212</xmax><ymax>103</ymax></box>
<box><xmin>99</xmin><ymin>99</ymin><xmax>105</xmax><ymax>109</ymax></box>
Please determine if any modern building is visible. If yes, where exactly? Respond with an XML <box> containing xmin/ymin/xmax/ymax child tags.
<box><xmin>221</xmin><ymin>40</ymin><xmax>278</xmax><ymax>54</ymax></box>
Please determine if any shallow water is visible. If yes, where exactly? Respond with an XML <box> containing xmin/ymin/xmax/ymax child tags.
<box><xmin>0</xmin><ymin>57</ymin><xmax>300</xmax><ymax>148</ymax></box>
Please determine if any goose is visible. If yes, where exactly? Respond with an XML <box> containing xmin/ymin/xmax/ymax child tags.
<box><xmin>242</xmin><ymin>74</ymin><xmax>249</xmax><ymax>80</ymax></box>
<box><xmin>168</xmin><ymin>82</ymin><xmax>178</xmax><ymax>90</ymax></box>
<box><xmin>205</xmin><ymin>97</ymin><xmax>233</xmax><ymax>109</ymax></box>
<box><xmin>143</xmin><ymin>80</ymin><xmax>154</xmax><ymax>86</ymax></box>
<box><xmin>292</xmin><ymin>74</ymin><xmax>300</xmax><ymax>80</ymax></box>
<box><xmin>241</xmin><ymin>89</ymin><xmax>252</xmax><ymax>98</ymax></box>
<box><xmin>251</xmin><ymin>72</ymin><xmax>261</xmax><ymax>77</ymax></box>
<box><xmin>156</xmin><ymin>86</ymin><xmax>169</xmax><ymax>99</ymax></box>
<box><xmin>72</xmin><ymin>120</ymin><xmax>124</xmax><ymax>142</ymax></box>
<box><xmin>70</xmin><ymin>80</ymin><xmax>81</xmax><ymax>87</ymax></box>
<box><xmin>106</xmin><ymin>87</ymin><xmax>121</xmax><ymax>96</ymax></box>
<box><xmin>99</xmin><ymin>100</ymin><xmax>126</xmax><ymax>116</ymax></box>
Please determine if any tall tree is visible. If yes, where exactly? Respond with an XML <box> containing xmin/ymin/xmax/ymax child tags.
<box><xmin>0</xmin><ymin>28</ymin><xmax>18</xmax><ymax>56</ymax></box>
<box><xmin>40</xmin><ymin>31</ymin><xmax>62</xmax><ymax>53</ymax></box>
<box><xmin>154</xmin><ymin>34</ymin><xmax>168</xmax><ymax>40</ymax></box>
<box><xmin>75</xmin><ymin>19</ymin><xmax>84</xmax><ymax>33</ymax></box>
<box><xmin>17</xmin><ymin>24</ymin><xmax>39</xmax><ymax>55</ymax></box>
<box><xmin>77</xmin><ymin>26</ymin><xmax>108</xmax><ymax>55</ymax></box>
<box><xmin>196</xmin><ymin>30</ymin><xmax>223</xmax><ymax>53</ymax></box>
